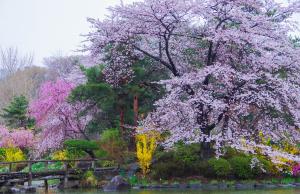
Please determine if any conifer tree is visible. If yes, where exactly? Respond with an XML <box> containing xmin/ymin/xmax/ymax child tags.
<box><xmin>1</xmin><ymin>95</ymin><xmax>34</xmax><ymax>129</ymax></box>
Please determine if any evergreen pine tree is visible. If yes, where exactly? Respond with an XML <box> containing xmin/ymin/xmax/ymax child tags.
<box><xmin>1</xmin><ymin>95</ymin><xmax>35</xmax><ymax>129</ymax></box>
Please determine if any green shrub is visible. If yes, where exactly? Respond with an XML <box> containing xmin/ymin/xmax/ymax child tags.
<box><xmin>223</xmin><ymin>147</ymin><xmax>247</xmax><ymax>159</ymax></box>
<box><xmin>100</xmin><ymin>128</ymin><xmax>127</xmax><ymax>163</ymax></box>
<box><xmin>151</xmin><ymin>150</ymin><xmax>187</xmax><ymax>179</ymax></box>
<box><xmin>64</xmin><ymin>139</ymin><xmax>98</xmax><ymax>151</ymax></box>
<box><xmin>151</xmin><ymin>160</ymin><xmax>185</xmax><ymax>179</ymax></box>
<box><xmin>197</xmin><ymin>160</ymin><xmax>211</xmax><ymax>177</ymax></box>
<box><xmin>229</xmin><ymin>156</ymin><xmax>252</xmax><ymax>179</ymax></box>
<box><xmin>82</xmin><ymin>170</ymin><xmax>97</xmax><ymax>187</ymax></box>
<box><xmin>174</xmin><ymin>143</ymin><xmax>201</xmax><ymax>166</ymax></box>
<box><xmin>281</xmin><ymin>177</ymin><xmax>295</xmax><ymax>184</ymax></box>
<box><xmin>151</xmin><ymin>144</ymin><xmax>202</xmax><ymax>179</ymax></box>
<box><xmin>101</xmin><ymin>160</ymin><xmax>117</xmax><ymax>167</ymax></box>
<box><xmin>208</xmin><ymin>158</ymin><xmax>232</xmax><ymax>178</ymax></box>
<box><xmin>94</xmin><ymin>149</ymin><xmax>108</xmax><ymax>158</ymax></box>
<box><xmin>129</xmin><ymin>175</ymin><xmax>138</xmax><ymax>186</ymax></box>
<box><xmin>64</xmin><ymin>139</ymin><xmax>98</xmax><ymax>158</ymax></box>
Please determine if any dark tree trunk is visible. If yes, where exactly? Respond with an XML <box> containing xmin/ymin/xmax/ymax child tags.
<box><xmin>200</xmin><ymin>142</ymin><xmax>214</xmax><ymax>159</ymax></box>
<box><xmin>133</xmin><ymin>96</ymin><xmax>139</xmax><ymax>127</ymax></box>
<box><xmin>200</xmin><ymin>124</ymin><xmax>216</xmax><ymax>159</ymax></box>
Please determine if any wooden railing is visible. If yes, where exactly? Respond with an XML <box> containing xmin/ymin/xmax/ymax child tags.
<box><xmin>0</xmin><ymin>159</ymin><xmax>117</xmax><ymax>190</ymax></box>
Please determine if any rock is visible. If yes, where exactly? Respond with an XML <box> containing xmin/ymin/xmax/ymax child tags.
<box><xmin>294</xmin><ymin>183</ymin><xmax>300</xmax><ymax>187</ymax></box>
<box><xmin>8</xmin><ymin>185</ymin><xmax>36</xmax><ymax>193</ymax></box>
<box><xmin>127</xmin><ymin>163</ymin><xmax>139</xmax><ymax>177</ymax></box>
<box><xmin>9</xmin><ymin>187</ymin><xmax>21</xmax><ymax>193</ymax></box>
<box><xmin>57</xmin><ymin>180</ymin><xmax>80</xmax><ymax>189</ymax></box>
<box><xmin>22</xmin><ymin>186</ymin><xmax>36</xmax><ymax>193</ymax></box>
<box><xmin>103</xmin><ymin>175</ymin><xmax>130</xmax><ymax>192</ymax></box>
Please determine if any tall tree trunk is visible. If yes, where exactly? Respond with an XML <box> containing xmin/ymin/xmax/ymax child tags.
<box><xmin>200</xmin><ymin>124</ymin><xmax>215</xmax><ymax>159</ymax></box>
<box><xmin>133</xmin><ymin>95</ymin><xmax>139</xmax><ymax>127</ymax></box>
<box><xmin>200</xmin><ymin>142</ymin><xmax>214</xmax><ymax>159</ymax></box>
<box><xmin>129</xmin><ymin>95</ymin><xmax>139</xmax><ymax>150</ymax></box>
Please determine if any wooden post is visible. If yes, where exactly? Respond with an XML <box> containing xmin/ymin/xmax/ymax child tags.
<box><xmin>9</xmin><ymin>163</ymin><xmax>12</xmax><ymax>172</ymax></box>
<box><xmin>28</xmin><ymin>161</ymin><xmax>32</xmax><ymax>186</ymax></box>
<box><xmin>45</xmin><ymin>161</ymin><xmax>48</xmax><ymax>172</ymax></box>
<box><xmin>63</xmin><ymin>161</ymin><xmax>68</xmax><ymax>188</ymax></box>
<box><xmin>44</xmin><ymin>179</ymin><xmax>48</xmax><ymax>193</ymax></box>
<box><xmin>91</xmin><ymin>160</ymin><xmax>95</xmax><ymax>172</ymax></box>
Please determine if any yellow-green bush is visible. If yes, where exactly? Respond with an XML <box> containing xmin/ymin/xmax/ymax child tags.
<box><xmin>0</xmin><ymin>147</ymin><xmax>25</xmax><ymax>162</ymax></box>
<box><xmin>136</xmin><ymin>129</ymin><xmax>160</xmax><ymax>177</ymax></box>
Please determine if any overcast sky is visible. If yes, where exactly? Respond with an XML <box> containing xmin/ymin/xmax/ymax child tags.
<box><xmin>0</xmin><ymin>0</ymin><xmax>299</xmax><ymax>65</ymax></box>
<box><xmin>0</xmin><ymin>0</ymin><xmax>137</xmax><ymax>65</ymax></box>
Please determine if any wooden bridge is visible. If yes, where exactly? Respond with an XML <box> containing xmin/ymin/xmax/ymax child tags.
<box><xmin>0</xmin><ymin>159</ymin><xmax>119</xmax><ymax>191</ymax></box>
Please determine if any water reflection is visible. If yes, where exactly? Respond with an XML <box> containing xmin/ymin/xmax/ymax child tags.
<box><xmin>40</xmin><ymin>188</ymin><xmax>300</xmax><ymax>194</ymax></box>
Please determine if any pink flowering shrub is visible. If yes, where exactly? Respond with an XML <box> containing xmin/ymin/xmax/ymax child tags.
<box><xmin>0</xmin><ymin>126</ymin><xmax>34</xmax><ymax>149</ymax></box>
<box><xmin>292</xmin><ymin>163</ymin><xmax>300</xmax><ymax>177</ymax></box>
<box><xmin>30</xmin><ymin>79</ymin><xmax>96</xmax><ymax>155</ymax></box>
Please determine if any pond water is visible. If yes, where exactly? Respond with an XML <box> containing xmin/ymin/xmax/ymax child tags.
<box><xmin>39</xmin><ymin>188</ymin><xmax>300</xmax><ymax>194</ymax></box>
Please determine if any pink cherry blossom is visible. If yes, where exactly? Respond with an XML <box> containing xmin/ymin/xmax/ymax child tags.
<box><xmin>0</xmin><ymin>126</ymin><xmax>34</xmax><ymax>149</ymax></box>
<box><xmin>85</xmin><ymin>0</ymin><xmax>300</xmax><ymax>162</ymax></box>
<box><xmin>30</xmin><ymin>79</ymin><xmax>97</xmax><ymax>155</ymax></box>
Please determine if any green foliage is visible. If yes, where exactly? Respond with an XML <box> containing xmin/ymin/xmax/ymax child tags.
<box><xmin>22</xmin><ymin>162</ymin><xmax>63</xmax><ymax>172</ymax></box>
<box><xmin>208</xmin><ymin>158</ymin><xmax>232</xmax><ymax>178</ymax></box>
<box><xmin>70</xmin><ymin>60</ymin><xmax>168</xmax><ymax>137</ymax></box>
<box><xmin>223</xmin><ymin>147</ymin><xmax>247</xmax><ymax>159</ymax></box>
<box><xmin>1</xmin><ymin>95</ymin><xmax>35</xmax><ymax>129</ymax></box>
<box><xmin>101</xmin><ymin>128</ymin><xmax>121</xmax><ymax>142</ymax></box>
<box><xmin>64</xmin><ymin>139</ymin><xmax>99</xmax><ymax>158</ymax></box>
<box><xmin>64</xmin><ymin>139</ymin><xmax>98</xmax><ymax>151</ymax></box>
<box><xmin>229</xmin><ymin>156</ymin><xmax>252</xmax><ymax>179</ymax></box>
<box><xmin>281</xmin><ymin>177</ymin><xmax>295</xmax><ymax>184</ymax></box>
<box><xmin>82</xmin><ymin>170</ymin><xmax>98</xmax><ymax>187</ymax></box>
<box><xmin>173</xmin><ymin>143</ymin><xmax>201</xmax><ymax>166</ymax></box>
<box><xmin>95</xmin><ymin>149</ymin><xmax>108</xmax><ymax>158</ymax></box>
<box><xmin>100</xmin><ymin>128</ymin><xmax>127</xmax><ymax>163</ymax></box>
<box><xmin>128</xmin><ymin>175</ymin><xmax>138</xmax><ymax>186</ymax></box>
<box><xmin>100</xmin><ymin>160</ymin><xmax>117</xmax><ymax>167</ymax></box>
<box><xmin>151</xmin><ymin>144</ymin><xmax>202</xmax><ymax>179</ymax></box>
<box><xmin>151</xmin><ymin>159</ymin><xmax>185</xmax><ymax>179</ymax></box>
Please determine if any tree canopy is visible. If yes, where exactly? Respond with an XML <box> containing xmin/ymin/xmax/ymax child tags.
<box><xmin>85</xmin><ymin>0</ymin><xmax>300</xmax><ymax>162</ymax></box>
<box><xmin>1</xmin><ymin>95</ymin><xmax>35</xmax><ymax>129</ymax></box>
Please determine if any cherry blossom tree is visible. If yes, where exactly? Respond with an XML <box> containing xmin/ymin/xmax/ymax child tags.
<box><xmin>30</xmin><ymin>80</ymin><xmax>96</xmax><ymax>155</ymax></box>
<box><xmin>0</xmin><ymin>126</ymin><xmax>34</xmax><ymax>149</ymax></box>
<box><xmin>85</xmin><ymin>0</ymin><xmax>300</xmax><ymax>162</ymax></box>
